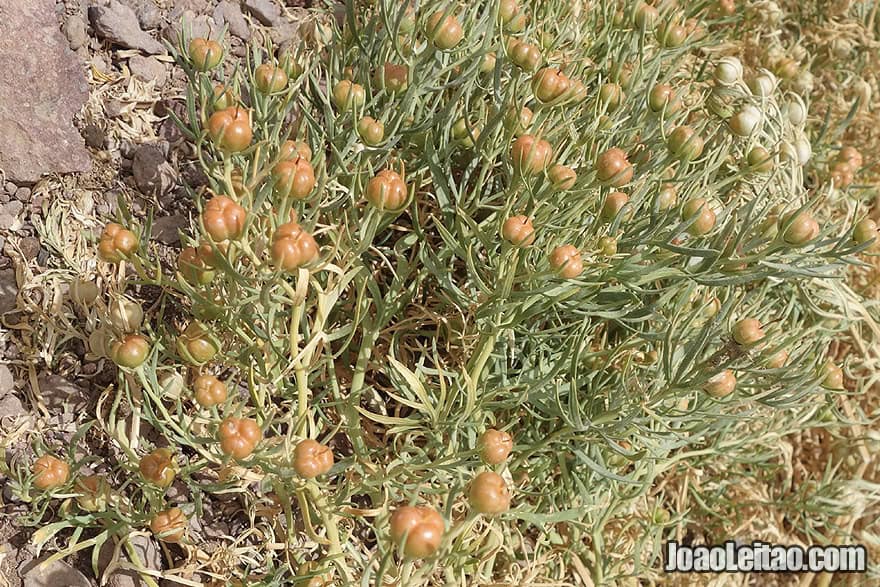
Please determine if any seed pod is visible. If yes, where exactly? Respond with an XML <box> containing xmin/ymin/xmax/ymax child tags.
<box><xmin>374</xmin><ymin>62</ymin><xmax>409</xmax><ymax>93</ymax></box>
<box><xmin>648</xmin><ymin>84</ymin><xmax>681</xmax><ymax>114</ymax></box>
<box><xmin>203</xmin><ymin>195</ymin><xmax>247</xmax><ymax>241</ymax></box>
<box><xmin>601</xmin><ymin>191</ymin><xmax>629</xmax><ymax>222</ymax></box>
<box><xmin>176</xmin><ymin>322</ymin><xmax>219</xmax><ymax>365</ymax></box>
<box><xmin>504</xmin><ymin>106</ymin><xmax>533</xmax><ymax>135</ymax></box>
<box><xmin>468</xmin><ymin>471</ymin><xmax>511</xmax><ymax>514</ymax></box>
<box><xmin>179</xmin><ymin>247</ymin><xmax>215</xmax><ymax>285</ymax></box>
<box><xmin>425</xmin><ymin>11</ymin><xmax>463</xmax><ymax>50</ymax></box>
<box><xmin>728</xmin><ymin>105</ymin><xmax>762</xmax><ymax>136</ymax></box>
<box><xmin>820</xmin><ymin>361</ymin><xmax>843</xmax><ymax>390</ymax></box>
<box><xmin>507</xmin><ymin>38</ymin><xmax>542</xmax><ymax>72</ymax></box>
<box><xmin>452</xmin><ymin>118</ymin><xmax>480</xmax><ymax>148</ymax></box>
<box><xmin>139</xmin><ymin>448</ymin><xmax>176</xmax><ymax>488</ymax></box>
<box><xmin>271</xmin><ymin>222</ymin><xmax>320</xmax><ymax>271</ymax></box>
<box><xmin>331</xmin><ymin>79</ymin><xmax>366</xmax><ymax>111</ymax></box>
<box><xmin>747</xmin><ymin>146</ymin><xmax>774</xmax><ymax>173</ymax></box>
<box><xmin>212</xmin><ymin>84</ymin><xmax>236</xmax><ymax>110</ymax></box>
<box><xmin>548</xmin><ymin>164</ymin><xmax>577</xmax><ymax>189</ymax></box>
<box><xmin>531</xmin><ymin>68</ymin><xmax>571</xmax><ymax>103</ymax></box>
<box><xmin>501</xmin><ymin>215</ymin><xmax>536</xmax><ymax>246</ymax></box>
<box><xmin>75</xmin><ymin>474</ymin><xmax>111</xmax><ymax>512</ymax></box>
<box><xmin>98</xmin><ymin>223</ymin><xmax>138</xmax><ymax>263</ymax></box>
<box><xmin>293</xmin><ymin>439</ymin><xmax>335</xmax><ymax>478</ymax></box>
<box><xmin>255</xmin><ymin>64</ymin><xmax>289</xmax><ymax>94</ymax></box>
<box><xmin>189</xmin><ymin>38</ymin><xmax>223</xmax><ymax>71</ymax></box>
<box><xmin>208</xmin><ymin>107</ymin><xmax>252</xmax><ymax>152</ymax></box>
<box><xmin>595</xmin><ymin>148</ymin><xmax>634</xmax><ymax>187</ymax></box>
<box><xmin>510</xmin><ymin>135</ymin><xmax>552</xmax><ymax>175</ymax></box>
<box><xmin>32</xmin><ymin>455</ymin><xmax>70</xmax><ymax>490</ymax></box>
<box><xmin>703</xmin><ymin>369</ymin><xmax>736</xmax><ymax>398</ymax></box>
<box><xmin>656</xmin><ymin>184</ymin><xmax>678</xmax><ymax>210</ymax></box>
<box><xmin>598</xmin><ymin>82</ymin><xmax>625</xmax><ymax>111</ymax></box>
<box><xmin>150</xmin><ymin>508</ymin><xmax>187</xmax><ymax>543</ymax></box>
<box><xmin>357</xmin><ymin>116</ymin><xmax>385</xmax><ymax>146</ymax></box>
<box><xmin>682</xmin><ymin>198</ymin><xmax>716</xmax><ymax>236</ymax></box>
<box><xmin>273</xmin><ymin>157</ymin><xmax>316</xmax><ymax>200</ymax></box>
<box><xmin>279</xmin><ymin>140</ymin><xmax>312</xmax><ymax>162</ymax></box>
<box><xmin>732</xmin><ymin>318</ymin><xmax>765</xmax><ymax>346</ymax></box>
<box><xmin>853</xmin><ymin>218</ymin><xmax>878</xmax><ymax>245</ymax></box>
<box><xmin>218</xmin><ymin>417</ymin><xmax>263</xmax><ymax>459</ymax></box>
<box><xmin>366</xmin><ymin>169</ymin><xmax>408</xmax><ymax>211</ymax></box>
<box><xmin>667</xmin><ymin>126</ymin><xmax>704</xmax><ymax>161</ymax></box>
<box><xmin>766</xmin><ymin>349</ymin><xmax>788</xmax><ymax>369</ymax></box>
<box><xmin>714</xmin><ymin>57</ymin><xmax>743</xmax><ymax>85</ymax></box>
<box><xmin>108</xmin><ymin>298</ymin><xmax>144</xmax><ymax>333</ymax></box>
<box><xmin>478</xmin><ymin>429</ymin><xmax>513</xmax><ymax>464</ymax></box>
<box><xmin>389</xmin><ymin>505</ymin><xmax>445</xmax><ymax>558</ymax></box>
<box><xmin>69</xmin><ymin>278</ymin><xmax>99</xmax><ymax>305</ymax></box>
<box><xmin>780</xmin><ymin>211</ymin><xmax>819</xmax><ymax>245</ymax></box>
<box><xmin>549</xmin><ymin>245</ymin><xmax>583</xmax><ymax>279</ymax></box>
<box><xmin>111</xmin><ymin>334</ymin><xmax>151</xmax><ymax>368</ymax></box>
<box><xmin>480</xmin><ymin>52</ymin><xmax>497</xmax><ymax>73</ymax></box>
<box><xmin>598</xmin><ymin>236</ymin><xmax>618</xmax><ymax>256</ymax></box>
<box><xmin>193</xmin><ymin>374</ymin><xmax>228</xmax><ymax>407</ymax></box>
<box><xmin>633</xmin><ymin>2</ymin><xmax>659</xmax><ymax>29</ymax></box>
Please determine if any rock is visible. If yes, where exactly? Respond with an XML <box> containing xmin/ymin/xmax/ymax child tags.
<box><xmin>4</xmin><ymin>182</ymin><xmax>15</xmax><ymax>194</ymax></box>
<box><xmin>89</xmin><ymin>0</ymin><xmax>166</xmax><ymax>54</ymax></box>
<box><xmin>0</xmin><ymin>393</ymin><xmax>25</xmax><ymax>424</ymax></box>
<box><xmin>36</xmin><ymin>374</ymin><xmax>88</xmax><ymax>423</ymax></box>
<box><xmin>0</xmin><ymin>0</ymin><xmax>91</xmax><ymax>183</ymax></box>
<box><xmin>151</xmin><ymin>215</ymin><xmax>188</xmax><ymax>245</ymax></box>
<box><xmin>13</xmin><ymin>187</ymin><xmax>30</xmax><ymax>202</ymax></box>
<box><xmin>132</xmin><ymin>144</ymin><xmax>176</xmax><ymax>195</ymax></box>
<box><xmin>162</xmin><ymin>12</ymin><xmax>220</xmax><ymax>44</ymax></box>
<box><xmin>20</xmin><ymin>558</ymin><xmax>91</xmax><ymax>587</ymax></box>
<box><xmin>135</xmin><ymin>1</ymin><xmax>164</xmax><ymax>30</ymax></box>
<box><xmin>83</xmin><ymin>123</ymin><xmax>106</xmax><ymax>149</ymax></box>
<box><xmin>168</xmin><ymin>0</ymin><xmax>210</xmax><ymax>19</ymax></box>
<box><xmin>242</xmin><ymin>0</ymin><xmax>282</xmax><ymax>26</ymax></box>
<box><xmin>0</xmin><ymin>214</ymin><xmax>15</xmax><ymax>231</ymax></box>
<box><xmin>0</xmin><ymin>270</ymin><xmax>17</xmax><ymax>315</ymax></box>
<box><xmin>2</xmin><ymin>201</ymin><xmax>23</xmax><ymax>217</ymax></box>
<box><xmin>19</xmin><ymin>237</ymin><xmax>41</xmax><ymax>261</ymax></box>
<box><xmin>99</xmin><ymin>534</ymin><xmax>162</xmax><ymax>587</ymax></box>
<box><xmin>0</xmin><ymin>365</ymin><xmax>13</xmax><ymax>394</ymax></box>
<box><xmin>214</xmin><ymin>1</ymin><xmax>251</xmax><ymax>40</ymax></box>
<box><xmin>129</xmin><ymin>55</ymin><xmax>167</xmax><ymax>86</ymax></box>
<box><xmin>63</xmin><ymin>15</ymin><xmax>89</xmax><ymax>50</ymax></box>
<box><xmin>269</xmin><ymin>22</ymin><xmax>302</xmax><ymax>47</ymax></box>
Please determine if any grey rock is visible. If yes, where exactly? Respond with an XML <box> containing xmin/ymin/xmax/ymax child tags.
<box><xmin>63</xmin><ymin>14</ymin><xmax>89</xmax><ymax>50</ymax></box>
<box><xmin>4</xmin><ymin>182</ymin><xmax>15</xmax><ymax>194</ymax></box>
<box><xmin>168</xmin><ymin>0</ymin><xmax>210</xmax><ymax>20</ymax></box>
<box><xmin>129</xmin><ymin>55</ymin><xmax>167</xmax><ymax>86</ymax></box>
<box><xmin>89</xmin><ymin>0</ymin><xmax>166</xmax><ymax>54</ymax></box>
<box><xmin>83</xmin><ymin>123</ymin><xmax>106</xmax><ymax>149</ymax></box>
<box><xmin>162</xmin><ymin>11</ymin><xmax>220</xmax><ymax>44</ymax></box>
<box><xmin>20</xmin><ymin>558</ymin><xmax>91</xmax><ymax>587</ymax></box>
<box><xmin>0</xmin><ymin>364</ymin><xmax>13</xmax><ymax>394</ymax></box>
<box><xmin>36</xmin><ymin>374</ymin><xmax>88</xmax><ymax>422</ymax></box>
<box><xmin>0</xmin><ymin>269</ymin><xmax>18</xmax><ymax>315</ymax></box>
<box><xmin>214</xmin><ymin>1</ymin><xmax>250</xmax><ymax>40</ymax></box>
<box><xmin>3</xmin><ymin>201</ymin><xmax>23</xmax><ymax>216</ymax></box>
<box><xmin>269</xmin><ymin>22</ymin><xmax>301</xmax><ymax>46</ymax></box>
<box><xmin>151</xmin><ymin>215</ymin><xmax>187</xmax><ymax>245</ymax></box>
<box><xmin>0</xmin><ymin>394</ymin><xmax>25</xmax><ymax>423</ymax></box>
<box><xmin>0</xmin><ymin>214</ymin><xmax>15</xmax><ymax>231</ymax></box>
<box><xmin>91</xmin><ymin>53</ymin><xmax>112</xmax><ymax>74</ymax></box>
<box><xmin>0</xmin><ymin>0</ymin><xmax>91</xmax><ymax>183</ymax></box>
<box><xmin>13</xmin><ymin>187</ymin><xmax>30</xmax><ymax>202</ymax></box>
<box><xmin>242</xmin><ymin>0</ymin><xmax>282</xmax><ymax>26</ymax></box>
<box><xmin>19</xmin><ymin>237</ymin><xmax>40</xmax><ymax>261</ymax></box>
<box><xmin>132</xmin><ymin>144</ymin><xmax>176</xmax><ymax>195</ymax></box>
<box><xmin>136</xmin><ymin>1</ymin><xmax>164</xmax><ymax>30</ymax></box>
<box><xmin>99</xmin><ymin>534</ymin><xmax>162</xmax><ymax>587</ymax></box>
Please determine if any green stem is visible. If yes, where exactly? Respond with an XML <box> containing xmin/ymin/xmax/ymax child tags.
<box><xmin>346</xmin><ymin>326</ymin><xmax>380</xmax><ymax>462</ymax></box>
